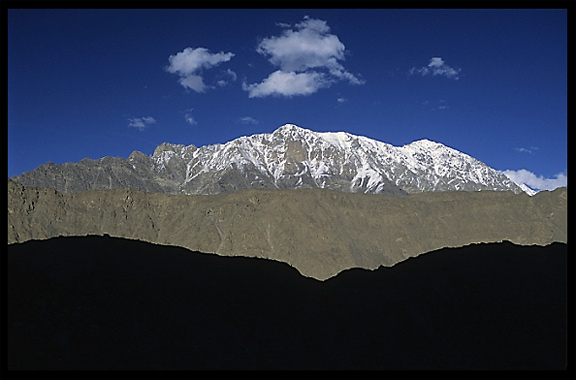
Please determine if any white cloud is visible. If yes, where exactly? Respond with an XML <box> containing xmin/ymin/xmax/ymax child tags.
<box><xmin>184</xmin><ymin>115</ymin><xmax>197</xmax><ymax>125</ymax></box>
<box><xmin>410</xmin><ymin>57</ymin><xmax>461</xmax><ymax>80</ymax></box>
<box><xmin>183</xmin><ymin>110</ymin><xmax>197</xmax><ymax>125</ymax></box>
<box><xmin>244</xmin><ymin>70</ymin><xmax>333</xmax><ymax>98</ymax></box>
<box><xmin>166</xmin><ymin>47</ymin><xmax>234</xmax><ymax>92</ymax></box>
<box><xmin>337</xmin><ymin>97</ymin><xmax>348</xmax><ymax>103</ymax></box>
<box><xmin>178</xmin><ymin>74</ymin><xmax>206</xmax><ymax>92</ymax></box>
<box><xmin>257</xmin><ymin>17</ymin><xmax>344</xmax><ymax>72</ymax></box>
<box><xmin>244</xmin><ymin>16</ymin><xmax>363</xmax><ymax>98</ymax></box>
<box><xmin>238</xmin><ymin>116</ymin><xmax>259</xmax><ymax>125</ymax></box>
<box><xmin>216</xmin><ymin>69</ymin><xmax>238</xmax><ymax>87</ymax></box>
<box><xmin>128</xmin><ymin>116</ymin><xmax>156</xmax><ymax>131</ymax></box>
<box><xmin>166</xmin><ymin>47</ymin><xmax>234</xmax><ymax>76</ymax></box>
<box><xmin>514</xmin><ymin>146</ymin><xmax>538</xmax><ymax>154</ymax></box>
<box><xmin>501</xmin><ymin>169</ymin><xmax>567</xmax><ymax>192</ymax></box>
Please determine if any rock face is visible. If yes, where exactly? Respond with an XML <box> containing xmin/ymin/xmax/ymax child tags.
<box><xmin>7</xmin><ymin>236</ymin><xmax>567</xmax><ymax>369</ymax></box>
<box><xmin>11</xmin><ymin>142</ymin><xmax>197</xmax><ymax>194</ymax></box>
<box><xmin>11</xmin><ymin>124</ymin><xmax>526</xmax><ymax>196</ymax></box>
<box><xmin>8</xmin><ymin>180</ymin><xmax>567</xmax><ymax>280</ymax></box>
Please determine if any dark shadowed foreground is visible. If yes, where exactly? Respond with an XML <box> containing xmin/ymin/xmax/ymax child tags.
<box><xmin>7</xmin><ymin>236</ymin><xmax>567</xmax><ymax>370</ymax></box>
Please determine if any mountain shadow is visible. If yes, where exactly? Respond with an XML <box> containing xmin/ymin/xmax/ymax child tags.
<box><xmin>7</xmin><ymin>236</ymin><xmax>567</xmax><ymax>370</ymax></box>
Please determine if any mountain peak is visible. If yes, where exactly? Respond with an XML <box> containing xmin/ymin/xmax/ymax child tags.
<box><xmin>273</xmin><ymin>123</ymin><xmax>312</xmax><ymax>135</ymax></box>
<box><xmin>407</xmin><ymin>138</ymin><xmax>445</xmax><ymax>149</ymax></box>
<box><xmin>153</xmin><ymin>142</ymin><xmax>181</xmax><ymax>157</ymax></box>
<box><xmin>277</xmin><ymin>123</ymin><xmax>304</xmax><ymax>130</ymax></box>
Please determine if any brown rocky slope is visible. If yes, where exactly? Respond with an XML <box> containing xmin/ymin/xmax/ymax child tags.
<box><xmin>7</xmin><ymin>179</ymin><xmax>567</xmax><ymax>280</ymax></box>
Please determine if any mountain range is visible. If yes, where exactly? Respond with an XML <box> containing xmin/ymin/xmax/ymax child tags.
<box><xmin>8</xmin><ymin>179</ymin><xmax>566</xmax><ymax>280</ymax></box>
<box><xmin>11</xmin><ymin>124</ymin><xmax>531</xmax><ymax>196</ymax></box>
<box><xmin>8</xmin><ymin>123</ymin><xmax>568</xmax><ymax>369</ymax></box>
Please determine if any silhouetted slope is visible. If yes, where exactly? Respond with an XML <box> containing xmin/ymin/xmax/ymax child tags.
<box><xmin>7</xmin><ymin>236</ymin><xmax>567</xmax><ymax>370</ymax></box>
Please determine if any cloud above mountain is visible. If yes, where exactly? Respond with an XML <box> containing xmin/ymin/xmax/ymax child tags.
<box><xmin>243</xmin><ymin>70</ymin><xmax>333</xmax><ymax>98</ymax></box>
<box><xmin>244</xmin><ymin>16</ymin><xmax>364</xmax><ymax>98</ymax></box>
<box><xmin>183</xmin><ymin>110</ymin><xmax>197</xmax><ymax>126</ymax></box>
<box><xmin>502</xmin><ymin>169</ymin><xmax>567</xmax><ymax>192</ymax></box>
<box><xmin>128</xmin><ymin>116</ymin><xmax>156</xmax><ymax>131</ymax></box>
<box><xmin>166</xmin><ymin>47</ymin><xmax>235</xmax><ymax>92</ymax></box>
<box><xmin>238</xmin><ymin>116</ymin><xmax>259</xmax><ymax>125</ymax></box>
<box><xmin>410</xmin><ymin>57</ymin><xmax>461</xmax><ymax>80</ymax></box>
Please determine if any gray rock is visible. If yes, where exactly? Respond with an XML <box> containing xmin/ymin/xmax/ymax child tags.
<box><xmin>8</xmin><ymin>180</ymin><xmax>566</xmax><ymax>280</ymax></box>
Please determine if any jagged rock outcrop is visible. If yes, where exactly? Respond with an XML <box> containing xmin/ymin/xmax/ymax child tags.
<box><xmin>7</xmin><ymin>180</ymin><xmax>566</xmax><ymax>280</ymax></box>
<box><xmin>11</xmin><ymin>124</ymin><xmax>527</xmax><ymax>196</ymax></box>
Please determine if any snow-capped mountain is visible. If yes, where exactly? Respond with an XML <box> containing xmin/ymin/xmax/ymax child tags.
<box><xmin>12</xmin><ymin>123</ymin><xmax>527</xmax><ymax>196</ymax></box>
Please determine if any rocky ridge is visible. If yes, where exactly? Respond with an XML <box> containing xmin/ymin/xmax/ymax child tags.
<box><xmin>8</xmin><ymin>180</ymin><xmax>566</xmax><ymax>280</ymax></box>
<box><xmin>11</xmin><ymin>124</ymin><xmax>526</xmax><ymax>196</ymax></box>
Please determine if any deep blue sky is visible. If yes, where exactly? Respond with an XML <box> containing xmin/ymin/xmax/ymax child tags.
<box><xmin>7</xmin><ymin>9</ymin><xmax>568</xmax><ymax>189</ymax></box>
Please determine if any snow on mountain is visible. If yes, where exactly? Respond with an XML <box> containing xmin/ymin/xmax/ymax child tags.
<box><xmin>515</xmin><ymin>183</ymin><xmax>538</xmax><ymax>196</ymax></box>
<box><xmin>12</xmin><ymin>123</ymin><xmax>528</xmax><ymax>196</ymax></box>
<box><xmin>160</xmin><ymin>123</ymin><xmax>526</xmax><ymax>195</ymax></box>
